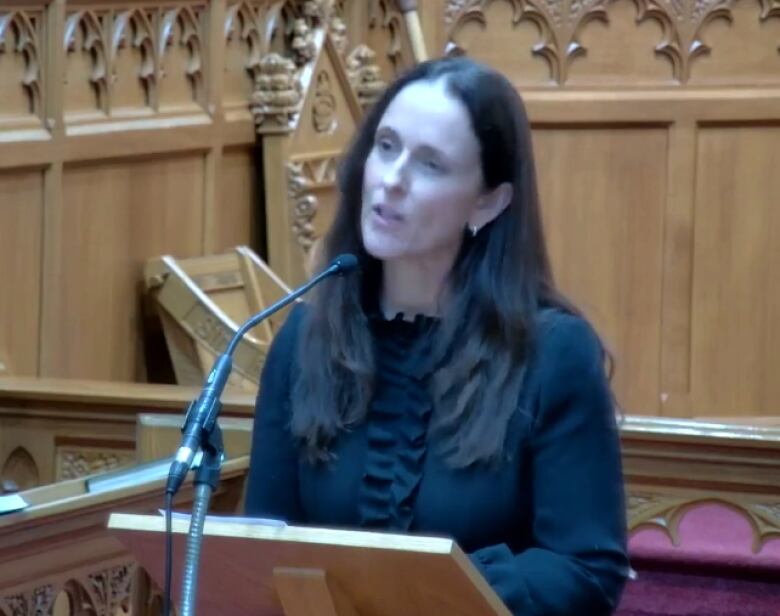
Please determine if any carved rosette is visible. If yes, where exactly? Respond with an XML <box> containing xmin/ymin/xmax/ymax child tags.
<box><xmin>346</xmin><ymin>44</ymin><xmax>386</xmax><ymax>108</ymax></box>
<box><xmin>250</xmin><ymin>53</ymin><xmax>303</xmax><ymax>132</ymax></box>
<box><xmin>0</xmin><ymin>10</ymin><xmax>42</xmax><ymax>116</ymax></box>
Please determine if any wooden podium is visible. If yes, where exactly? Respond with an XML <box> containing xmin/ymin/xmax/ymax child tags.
<box><xmin>109</xmin><ymin>513</ymin><xmax>511</xmax><ymax>616</ymax></box>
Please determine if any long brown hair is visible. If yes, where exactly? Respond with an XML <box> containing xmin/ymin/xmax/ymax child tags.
<box><xmin>291</xmin><ymin>57</ymin><xmax>579</xmax><ymax>467</ymax></box>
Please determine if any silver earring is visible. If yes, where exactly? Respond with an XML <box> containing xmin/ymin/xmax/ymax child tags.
<box><xmin>468</xmin><ymin>224</ymin><xmax>479</xmax><ymax>237</ymax></box>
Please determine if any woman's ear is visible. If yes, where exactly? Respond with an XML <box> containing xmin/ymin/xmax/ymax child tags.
<box><xmin>469</xmin><ymin>182</ymin><xmax>513</xmax><ymax>232</ymax></box>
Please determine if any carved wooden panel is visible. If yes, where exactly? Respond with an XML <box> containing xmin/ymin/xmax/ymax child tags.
<box><xmin>56</xmin><ymin>446</ymin><xmax>135</xmax><ymax>481</ymax></box>
<box><xmin>0</xmin><ymin>7</ymin><xmax>44</xmax><ymax>127</ymax></box>
<box><xmin>445</xmin><ymin>0</ymin><xmax>780</xmax><ymax>85</ymax></box>
<box><xmin>689</xmin><ymin>125</ymin><xmax>780</xmax><ymax>415</ymax></box>
<box><xmin>0</xmin><ymin>169</ymin><xmax>43</xmax><ymax>377</ymax></box>
<box><xmin>63</xmin><ymin>4</ymin><xmax>207</xmax><ymax>121</ymax></box>
<box><xmin>627</xmin><ymin>492</ymin><xmax>780</xmax><ymax>552</ymax></box>
<box><xmin>535</xmin><ymin>127</ymin><xmax>667</xmax><ymax>415</ymax></box>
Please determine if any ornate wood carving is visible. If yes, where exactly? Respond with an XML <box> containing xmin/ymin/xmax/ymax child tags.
<box><xmin>251</xmin><ymin>53</ymin><xmax>303</xmax><ymax>131</ymax></box>
<box><xmin>159</xmin><ymin>6</ymin><xmax>205</xmax><ymax>103</ymax></box>
<box><xmin>312</xmin><ymin>69</ymin><xmax>337</xmax><ymax>132</ymax></box>
<box><xmin>447</xmin><ymin>0</ymin><xmax>779</xmax><ymax>83</ymax></box>
<box><xmin>88</xmin><ymin>563</ymin><xmax>134</xmax><ymax>615</ymax></box>
<box><xmin>111</xmin><ymin>9</ymin><xmax>156</xmax><ymax>107</ymax></box>
<box><xmin>0</xmin><ymin>10</ymin><xmax>42</xmax><ymax>116</ymax></box>
<box><xmin>346</xmin><ymin>44</ymin><xmax>386</xmax><ymax>108</ymax></box>
<box><xmin>629</xmin><ymin>491</ymin><xmax>780</xmax><ymax>553</ymax></box>
<box><xmin>635</xmin><ymin>0</ymin><xmax>734</xmax><ymax>83</ymax></box>
<box><xmin>64</xmin><ymin>10</ymin><xmax>110</xmax><ymax>113</ymax></box>
<box><xmin>292</xmin><ymin>17</ymin><xmax>317</xmax><ymax>65</ymax></box>
<box><xmin>368</xmin><ymin>0</ymin><xmax>406</xmax><ymax>71</ymax></box>
<box><xmin>0</xmin><ymin>563</ymin><xmax>135</xmax><ymax>616</ymax></box>
<box><xmin>286</xmin><ymin>154</ymin><xmax>338</xmax><ymax>255</ymax></box>
<box><xmin>0</xmin><ymin>584</ymin><xmax>55</xmax><ymax>616</ymax></box>
<box><xmin>56</xmin><ymin>447</ymin><xmax>135</xmax><ymax>481</ymax></box>
<box><xmin>287</xmin><ymin>162</ymin><xmax>320</xmax><ymax>255</ymax></box>
<box><xmin>64</xmin><ymin>4</ymin><xmax>205</xmax><ymax>114</ymax></box>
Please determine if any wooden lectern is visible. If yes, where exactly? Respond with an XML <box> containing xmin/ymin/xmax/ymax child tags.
<box><xmin>109</xmin><ymin>513</ymin><xmax>511</xmax><ymax>616</ymax></box>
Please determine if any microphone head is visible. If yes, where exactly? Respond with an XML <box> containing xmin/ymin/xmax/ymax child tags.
<box><xmin>331</xmin><ymin>253</ymin><xmax>359</xmax><ymax>275</ymax></box>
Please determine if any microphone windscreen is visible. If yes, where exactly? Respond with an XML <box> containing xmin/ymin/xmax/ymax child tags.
<box><xmin>331</xmin><ymin>253</ymin><xmax>359</xmax><ymax>274</ymax></box>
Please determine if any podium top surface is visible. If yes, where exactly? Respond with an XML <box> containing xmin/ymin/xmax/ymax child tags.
<box><xmin>109</xmin><ymin>513</ymin><xmax>510</xmax><ymax>616</ymax></box>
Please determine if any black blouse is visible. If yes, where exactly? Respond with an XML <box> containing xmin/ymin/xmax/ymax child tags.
<box><xmin>245</xmin><ymin>303</ymin><xmax>629</xmax><ymax>615</ymax></box>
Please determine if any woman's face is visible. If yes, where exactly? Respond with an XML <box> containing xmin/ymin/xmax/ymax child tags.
<box><xmin>361</xmin><ymin>79</ymin><xmax>485</xmax><ymax>263</ymax></box>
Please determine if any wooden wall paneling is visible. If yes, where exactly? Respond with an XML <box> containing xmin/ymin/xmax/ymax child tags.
<box><xmin>0</xmin><ymin>375</ymin><xmax>254</xmax><ymax>488</ymax></box>
<box><xmin>534</xmin><ymin>125</ymin><xmax>667</xmax><ymax>415</ymax></box>
<box><xmin>215</xmin><ymin>146</ymin><xmax>257</xmax><ymax>251</ymax></box>
<box><xmin>42</xmin><ymin>155</ymin><xmax>205</xmax><ymax>381</ymax></box>
<box><xmin>659</xmin><ymin>119</ymin><xmax>697</xmax><ymax>416</ymax></box>
<box><xmin>690</xmin><ymin>124</ymin><xmax>780</xmax><ymax>416</ymax></box>
<box><xmin>0</xmin><ymin>169</ymin><xmax>44</xmax><ymax>377</ymax></box>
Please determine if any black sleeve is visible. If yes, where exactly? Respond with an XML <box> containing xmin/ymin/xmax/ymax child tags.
<box><xmin>244</xmin><ymin>303</ymin><xmax>306</xmax><ymax>522</ymax></box>
<box><xmin>470</xmin><ymin>314</ymin><xmax>629</xmax><ymax>615</ymax></box>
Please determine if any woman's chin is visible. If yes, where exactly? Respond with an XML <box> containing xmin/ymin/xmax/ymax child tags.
<box><xmin>363</xmin><ymin>239</ymin><xmax>408</xmax><ymax>261</ymax></box>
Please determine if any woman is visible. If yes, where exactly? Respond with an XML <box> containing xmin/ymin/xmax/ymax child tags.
<box><xmin>245</xmin><ymin>57</ymin><xmax>629</xmax><ymax>615</ymax></box>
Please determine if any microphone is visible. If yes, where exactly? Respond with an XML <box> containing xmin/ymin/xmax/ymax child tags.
<box><xmin>165</xmin><ymin>253</ymin><xmax>359</xmax><ymax>495</ymax></box>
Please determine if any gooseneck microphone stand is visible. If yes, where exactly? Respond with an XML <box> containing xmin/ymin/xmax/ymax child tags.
<box><xmin>163</xmin><ymin>254</ymin><xmax>358</xmax><ymax>616</ymax></box>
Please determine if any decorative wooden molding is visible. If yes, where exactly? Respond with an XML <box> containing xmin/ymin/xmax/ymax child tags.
<box><xmin>64</xmin><ymin>9</ymin><xmax>110</xmax><ymax>113</ymax></box>
<box><xmin>0</xmin><ymin>10</ymin><xmax>42</xmax><ymax>117</ymax></box>
<box><xmin>159</xmin><ymin>6</ymin><xmax>205</xmax><ymax>104</ymax></box>
<box><xmin>56</xmin><ymin>447</ymin><xmax>135</xmax><ymax>481</ymax></box>
<box><xmin>111</xmin><ymin>8</ymin><xmax>156</xmax><ymax>108</ymax></box>
<box><xmin>635</xmin><ymin>0</ymin><xmax>734</xmax><ymax>83</ymax></box>
<box><xmin>447</xmin><ymin>0</ymin><xmax>780</xmax><ymax>83</ymax></box>
<box><xmin>251</xmin><ymin>52</ymin><xmax>303</xmax><ymax>132</ymax></box>
<box><xmin>287</xmin><ymin>162</ymin><xmax>320</xmax><ymax>255</ymax></box>
<box><xmin>628</xmin><ymin>492</ymin><xmax>780</xmax><ymax>553</ymax></box>
<box><xmin>286</xmin><ymin>153</ymin><xmax>338</xmax><ymax>256</ymax></box>
<box><xmin>346</xmin><ymin>44</ymin><xmax>386</xmax><ymax>108</ymax></box>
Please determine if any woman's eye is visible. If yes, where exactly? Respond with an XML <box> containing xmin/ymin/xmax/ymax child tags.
<box><xmin>423</xmin><ymin>158</ymin><xmax>443</xmax><ymax>172</ymax></box>
<box><xmin>377</xmin><ymin>138</ymin><xmax>394</xmax><ymax>152</ymax></box>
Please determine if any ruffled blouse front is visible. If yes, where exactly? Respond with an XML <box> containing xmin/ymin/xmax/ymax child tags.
<box><xmin>357</xmin><ymin>313</ymin><xmax>438</xmax><ymax>531</ymax></box>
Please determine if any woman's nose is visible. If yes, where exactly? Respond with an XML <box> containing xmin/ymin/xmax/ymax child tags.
<box><xmin>382</xmin><ymin>156</ymin><xmax>409</xmax><ymax>193</ymax></box>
